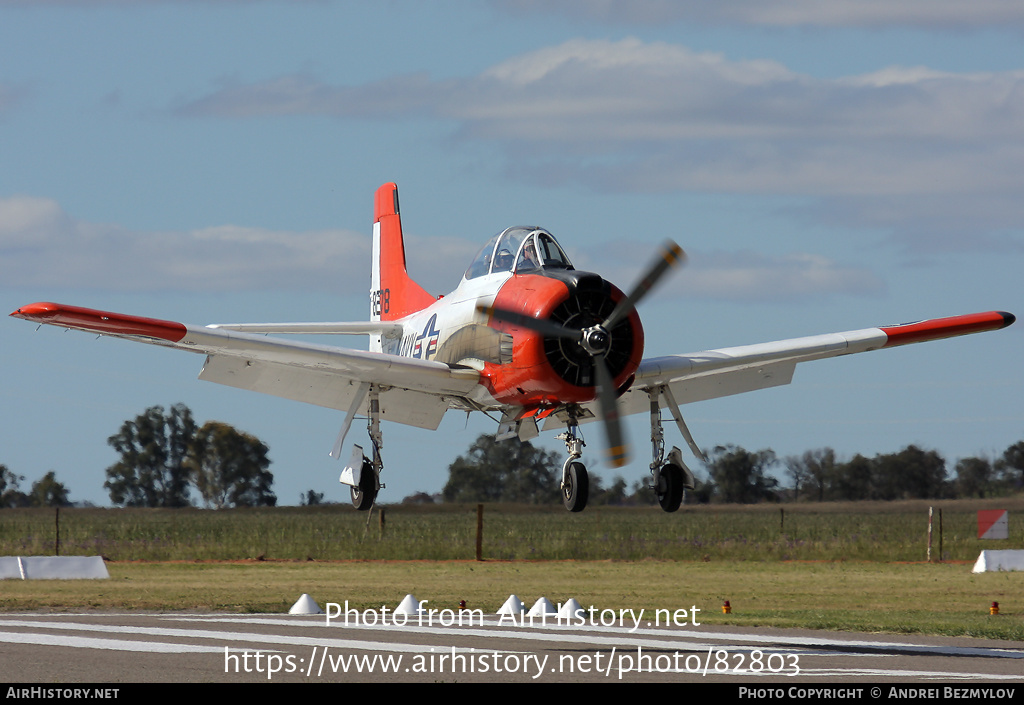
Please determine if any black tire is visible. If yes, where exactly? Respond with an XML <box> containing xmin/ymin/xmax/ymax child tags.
<box><xmin>350</xmin><ymin>459</ymin><xmax>377</xmax><ymax>511</ymax></box>
<box><xmin>657</xmin><ymin>463</ymin><xmax>684</xmax><ymax>513</ymax></box>
<box><xmin>562</xmin><ymin>461</ymin><xmax>589</xmax><ymax>513</ymax></box>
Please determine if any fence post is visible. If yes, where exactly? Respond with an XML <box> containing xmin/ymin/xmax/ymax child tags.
<box><xmin>476</xmin><ymin>504</ymin><xmax>484</xmax><ymax>561</ymax></box>
<box><xmin>927</xmin><ymin>506</ymin><xmax>933</xmax><ymax>562</ymax></box>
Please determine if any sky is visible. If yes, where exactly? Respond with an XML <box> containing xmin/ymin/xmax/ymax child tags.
<box><xmin>1</xmin><ymin>0</ymin><xmax>1022</xmax><ymax>507</ymax></box>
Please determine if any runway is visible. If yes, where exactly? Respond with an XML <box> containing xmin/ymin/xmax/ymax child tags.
<box><xmin>0</xmin><ymin>611</ymin><xmax>1022</xmax><ymax>684</ymax></box>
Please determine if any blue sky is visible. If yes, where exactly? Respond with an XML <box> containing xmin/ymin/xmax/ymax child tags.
<box><xmin>2</xmin><ymin>0</ymin><xmax>1022</xmax><ymax>507</ymax></box>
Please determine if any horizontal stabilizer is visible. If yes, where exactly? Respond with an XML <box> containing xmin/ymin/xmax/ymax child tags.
<box><xmin>207</xmin><ymin>321</ymin><xmax>403</xmax><ymax>337</ymax></box>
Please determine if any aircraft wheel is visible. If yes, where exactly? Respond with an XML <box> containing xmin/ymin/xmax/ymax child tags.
<box><xmin>350</xmin><ymin>459</ymin><xmax>377</xmax><ymax>511</ymax></box>
<box><xmin>562</xmin><ymin>461</ymin><xmax>589</xmax><ymax>513</ymax></box>
<box><xmin>657</xmin><ymin>463</ymin><xmax>684</xmax><ymax>513</ymax></box>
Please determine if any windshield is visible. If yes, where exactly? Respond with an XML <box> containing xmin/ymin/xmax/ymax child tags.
<box><xmin>492</xmin><ymin>227</ymin><xmax>531</xmax><ymax>274</ymax></box>
<box><xmin>464</xmin><ymin>227</ymin><xmax>574</xmax><ymax>280</ymax></box>
<box><xmin>535</xmin><ymin>231</ymin><xmax>571</xmax><ymax>269</ymax></box>
<box><xmin>464</xmin><ymin>233</ymin><xmax>501</xmax><ymax>280</ymax></box>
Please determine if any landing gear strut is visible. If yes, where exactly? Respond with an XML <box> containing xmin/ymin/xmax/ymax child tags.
<box><xmin>341</xmin><ymin>386</ymin><xmax>383</xmax><ymax>511</ymax></box>
<box><xmin>648</xmin><ymin>388</ymin><xmax>696</xmax><ymax>512</ymax></box>
<box><xmin>556</xmin><ymin>409</ymin><xmax>589</xmax><ymax>512</ymax></box>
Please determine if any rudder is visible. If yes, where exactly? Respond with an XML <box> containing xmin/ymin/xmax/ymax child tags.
<box><xmin>370</xmin><ymin>183</ymin><xmax>435</xmax><ymax>332</ymax></box>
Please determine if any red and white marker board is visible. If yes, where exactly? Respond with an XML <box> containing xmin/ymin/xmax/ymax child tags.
<box><xmin>978</xmin><ymin>510</ymin><xmax>1009</xmax><ymax>540</ymax></box>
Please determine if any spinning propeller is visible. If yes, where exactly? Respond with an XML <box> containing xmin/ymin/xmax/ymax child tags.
<box><xmin>480</xmin><ymin>240</ymin><xmax>685</xmax><ymax>467</ymax></box>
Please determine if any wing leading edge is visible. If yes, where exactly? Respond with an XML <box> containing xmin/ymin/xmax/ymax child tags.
<box><xmin>611</xmin><ymin>311</ymin><xmax>1015</xmax><ymax>418</ymax></box>
<box><xmin>10</xmin><ymin>302</ymin><xmax>482</xmax><ymax>429</ymax></box>
<box><xmin>10</xmin><ymin>303</ymin><xmax>1014</xmax><ymax>427</ymax></box>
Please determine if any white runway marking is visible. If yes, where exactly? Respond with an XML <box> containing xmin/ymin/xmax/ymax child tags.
<box><xmin>1</xmin><ymin>614</ymin><xmax>1020</xmax><ymax>682</ymax></box>
<box><xmin>179</xmin><ymin>614</ymin><xmax>1024</xmax><ymax>661</ymax></box>
<box><xmin>0</xmin><ymin>619</ymin><xmax>472</xmax><ymax>655</ymax></box>
<box><xmin>793</xmin><ymin>669</ymin><xmax>1023</xmax><ymax>681</ymax></box>
<box><xmin>0</xmin><ymin>629</ymin><xmax>219</xmax><ymax>653</ymax></box>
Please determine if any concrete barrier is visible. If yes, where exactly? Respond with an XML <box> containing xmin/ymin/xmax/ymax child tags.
<box><xmin>972</xmin><ymin>550</ymin><xmax>1024</xmax><ymax>573</ymax></box>
<box><xmin>0</xmin><ymin>556</ymin><xmax>108</xmax><ymax>580</ymax></box>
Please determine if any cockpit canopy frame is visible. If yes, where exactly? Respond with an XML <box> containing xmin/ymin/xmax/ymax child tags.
<box><xmin>464</xmin><ymin>227</ymin><xmax>574</xmax><ymax>281</ymax></box>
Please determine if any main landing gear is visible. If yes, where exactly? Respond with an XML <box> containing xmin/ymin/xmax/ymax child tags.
<box><xmin>553</xmin><ymin>391</ymin><xmax>701</xmax><ymax>513</ymax></box>
<box><xmin>647</xmin><ymin>387</ymin><xmax>698</xmax><ymax>513</ymax></box>
<box><xmin>340</xmin><ymin>387</ymin><xmax>383</xmax><ymax>511</ymax></box>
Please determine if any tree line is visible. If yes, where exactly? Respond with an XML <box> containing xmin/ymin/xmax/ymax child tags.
<box><xmin>2</xmin><ymin>403</ymin><xmax>276</xmax><ymax>509</ymax></box>
<box><xmin>5</xmin><ymin>407</ymin><xmax>1021</xmax><ymax>508</ymax></box>
<box><xmin>0</xmin><ymin>468</ymin><xmax>70</xmax><ymax>508</ymax></box>
<box><xmin>105</xmin><ymin>403</ymin><xmax>275</xmax><ymax>508</ymax></box>
<box><xmin>440</xmin><ymin>434</ymin><xmax>1024</xmax><ymax>505</ymax></box>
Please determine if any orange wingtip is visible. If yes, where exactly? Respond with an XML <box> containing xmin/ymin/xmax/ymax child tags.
<box><xmin>881</xmin><ymin>311</ymin><xmax>1014</xmax><ymax>348</ymax></box>
<box><xmin>11</xmin><ymin>302</ymin><xmax>187</xmax><ymax>343</ymax></box>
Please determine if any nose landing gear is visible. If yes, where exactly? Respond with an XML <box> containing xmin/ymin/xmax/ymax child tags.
<box><xmin>556</xmin><ymin>410</ymin><xmax>589</xmax><ymax>512</ymax></box>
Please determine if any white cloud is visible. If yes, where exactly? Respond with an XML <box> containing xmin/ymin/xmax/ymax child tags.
<box><xmin>577</xmin><ymin>245</ymin><xmax>885</xmax><ymax>302</ymax></box>
<box><xmin>492</xmin><ymin>0</ymin><xmax>1024</xmax><ymax>29</ymax></box>
<box><xmin>180</xmin><ymin>38</ymin><xmax>1024</xmax><ymax>175</ymax></box>
<box><xmin>680</xmin><ymin>251</ymin><xmax>885</xmax><ymax>301</ymax></box>
<box><xmin>177</xmin><ymin>38</ymin><xmax>1024</xmax><ymax>252</ymax></box>
<box><xmin>0</xmin><ymin>196</ymin><xmax>879</xmax><ymax>303</ymax></box>
<box><xmin>0</xmin><ymin>196</ymin><xmax>469</xmax><ymax>294</ymax></box>
<box><xmin>0</xmin><ymin>1</ymin><xmax>284</xmax><ymax>5</ymax></box>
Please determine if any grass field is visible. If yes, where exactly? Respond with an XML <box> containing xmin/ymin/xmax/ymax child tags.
<box><xmin>1</xmin><ymin>560</ymin><xmax>1021</xmax><ymax>641</ymax></box>
<box><xmin>1</xmin><ymin>498</ymin><xmax>1022</xmax><ymax>641</ymax></box>
<box><xmin>2</xmin><ymin>497</ymin><xmax>1022</xmax><ymax>562</ymax></box>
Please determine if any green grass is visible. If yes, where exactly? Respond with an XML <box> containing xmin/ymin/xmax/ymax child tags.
<box><xmin>2</xmin><ymin>497</ymin><xmax>1023</xmax><ymax>562</ymax></box>
<box><xmin>2</xmin><ymin>498</ymin><xmax>1024</xmax><ymax>641</ymax></box>
<box><xmin>1</xmin><ymin>560</ymin><xmax>1021</xmax><ymax>641</ymax></box>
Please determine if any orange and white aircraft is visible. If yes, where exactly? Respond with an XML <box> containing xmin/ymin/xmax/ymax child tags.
<box><xmin>11</xmin><ymin>183</ymin><xmax>1015</xmax><ymax>512</ymax></box>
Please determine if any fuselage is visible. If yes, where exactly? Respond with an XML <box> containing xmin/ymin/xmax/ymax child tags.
<box><xmin>384</xmin><ymin>227</ymin><xmax>644</xmax><ymax>413</ymax></box>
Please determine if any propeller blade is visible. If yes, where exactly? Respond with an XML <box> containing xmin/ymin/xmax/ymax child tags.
<box><xmin>603</xmin><ymin>240</ymin><xmax>685</xmax><ymax>330</ymax></box>
<box><xmin>477</xmin><ymin>303</ymin><xmax>582</xmax><ymax>341</ymax></box>
<box><xmin>594</xmin><ymin>357</ymin><xmax>629</xmax><ymax>468</ymax></box>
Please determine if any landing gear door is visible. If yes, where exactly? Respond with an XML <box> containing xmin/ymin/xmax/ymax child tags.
<box><xmin>340</xmin><ymin>445</ymin><xmax>366</xmax><ymax>488</ymax></box>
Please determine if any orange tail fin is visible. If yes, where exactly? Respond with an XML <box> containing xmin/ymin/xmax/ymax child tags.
<box><xmin>371</xmin><ymin>183</ymin><xmax>435</xmax><ymax>327</ymax></box>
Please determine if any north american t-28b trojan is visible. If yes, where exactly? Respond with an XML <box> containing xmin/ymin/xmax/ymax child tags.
<box><xmin>12</xmin><ymin>183</ymin><xmax>1015</xmax><ymax>512</ymax></box>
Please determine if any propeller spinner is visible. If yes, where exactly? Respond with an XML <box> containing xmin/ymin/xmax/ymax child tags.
<box><xmin>480</xmin><ymin>240</ymin><xmax>685</xmax><ymax>468</ymax></box>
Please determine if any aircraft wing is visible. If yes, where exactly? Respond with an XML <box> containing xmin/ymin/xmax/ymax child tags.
<box><xmin>613</xmin><ymin>311</ymin><xmax>1015</xmax><ymax>418</ymax></box>
<box><xmin>10</xmin><ymin>302</ymin><xmax>482</xmax><ymax>430</ymax></box>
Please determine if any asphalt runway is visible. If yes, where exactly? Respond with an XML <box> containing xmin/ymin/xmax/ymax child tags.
<box><xmin>1</xmin><ymin>611</ymin><xmax>1022</xmax><ymax>684</ymax></box>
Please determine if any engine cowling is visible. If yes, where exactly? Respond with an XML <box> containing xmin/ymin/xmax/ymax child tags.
<box><xmin>482</xmin><ymin>270</ymin><xmax>644</xmax><ymax>407</ymax></box>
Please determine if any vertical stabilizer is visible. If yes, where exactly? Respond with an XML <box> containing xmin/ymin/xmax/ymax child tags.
<box><xmin>370</xmin><ymin>183</ymin><xmax>435</xmax><ymax>351</ymax></box>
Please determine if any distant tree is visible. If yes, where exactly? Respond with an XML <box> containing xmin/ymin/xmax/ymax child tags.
<box><xmin>188</xmin><ymin>421</ymin><xmax>276</xmax><ymax>509</ymax></box>
<box><xmin>401</xmin><ymin>491</ymin><xmax>436</xmax><ymax>505</ymax></box>
<box><xmin>591</xmin><ymin>475</ymin><xmax>628</xmax><ymax>506</ymax></box>
<box><xmin>300</xmin><ymin>489</ymin><xmax>325</xmax><ymax>506</ymax></box>
<box><xmin>443</xmin><ymin>434</ymin><xmax>560</xmax><ymax>503</ymax></box>
<box><xmin>785</xmin><ymin>448</ymin><xmax>836</xmax><ymax>502</ymax></box>
<box><xmin>831</xmin><ymin>454</ymin><xmax>873</xmax><ymax>501</ymax></box>
<box><xmin>30</xmin><ymin>471</ymin><xmax>71</xmax><ymax>507</ymax></box>
<box><xmin>0</xmin><ymin>465</ymin><xmax>29</xmax><ymax>508</ymax></box>
<box><xmin>688</xmin><ymin>475</ymin><xmax>715</xmax><ymax>504</ymax></box>
<box><xmin>784</xmin><ymin>454</ymin><xmax>811</xmax><ymax>501</ymax></box>
<box><xmin>705</xmin><ymin>445</ymin><xmax>779</xmax><ymax>504</ymax></box>
<box><xmin>956</xmin><ymin>456</ymin><xmax>998</xmax><ymax>498</ymax></box>
<box><xmin>996</xmin><ymin>441</ymin><xmax>1024</xmax><ymax>491</ymax></box>
<box><xmin>872</xmin><ymin>445</ymin><xmax>948</xmax><ymax>500</ymax></box>
<box><xmin>105</xmin><ymin>404</ymin><xmax>197</xmax><ymax>507</ymax></box>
